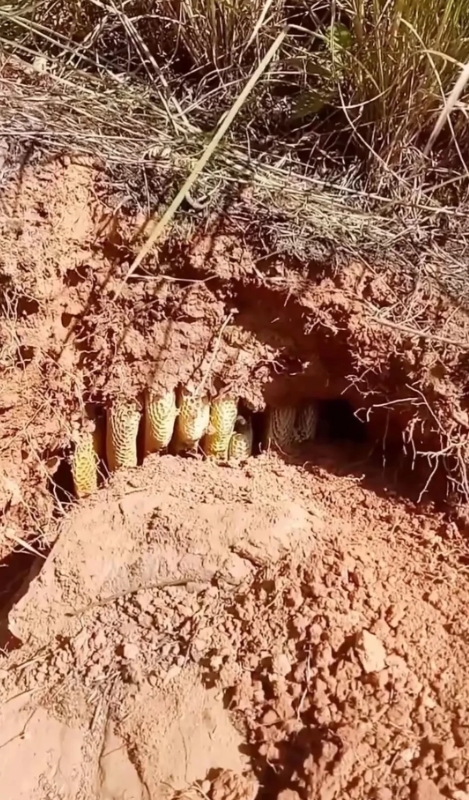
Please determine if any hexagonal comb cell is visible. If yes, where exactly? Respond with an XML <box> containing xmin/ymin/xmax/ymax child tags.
<box><xmin>173</xmin><ymin>387</ymin><xmax>210</xmax><ymax>452</ymax></box>
<box><xmin>71</xmin><ymin>431</ymin><xmax>99</xmax><ymax>498</ymax></box>
<box><xmin>228</xmin><ymin>415</ymin><xmax>253</xmax><ymax>461</ymax></box>
<box><xmin>106</xmin><ymin>400</ymin><xmax>141</xmax><ymax>471</ymax></box>
<box><xmin>265</xmin><ymin>405</ymin><xmax>297</xmax><ymax>452</ymax></box>
<box><xmin>293</xmin><ymin>402</ymin><xmax>318</xmax><ymax>443</ymax></box>
<box><xmin>65</xmin><ymin>387</ymin><xmax>328</xmax><ymax>503</ymax></box>
<box><xmin>203</xmin><ymin>397</ymin><xmax>238</xmax><ymax>459</ymax></box>
<box><xmin>144</xmin><ymin>388</ymin><xmax>177</xmax><ymax>455</ymax></box>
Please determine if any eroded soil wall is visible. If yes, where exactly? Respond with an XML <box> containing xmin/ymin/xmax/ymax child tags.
<box><xmin>1</xmin><ymin>156</ymin><xmax>469</xmax><ymax>551</ymax></box>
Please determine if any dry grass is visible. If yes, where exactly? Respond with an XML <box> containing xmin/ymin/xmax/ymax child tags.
<box><xmin>334</xmin><ymin>0</ymin><xmax>469</xmax><ymax>155</ymax></box>
<box><xmin>0</xmin><ymin>0</ymin><xmax>469</xmax><ymax>299</ymax></box>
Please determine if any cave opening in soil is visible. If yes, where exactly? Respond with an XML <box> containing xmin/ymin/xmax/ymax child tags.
<box><xmin>0</xmin><ymin>548</ymin><xmax>43</xmax><ymax>649</ymax></box>
<box><xmin>48</xmin><ymin>453</ymin><xmax>76</xmax><ymax>511</ymax></box>
<box><xmin>317</xmin><ymin>399</ymin><xmax>368</xmax><ymax>445</ymax></box>
<box><xmin>45</xmin><ymin>391</ymin><xmax>372</xmax><ymax>509</ymax></box>
<box><xmin>0</xmin><ymin>372</ymin><xmax>436</xmax><ymax>643</ymax></box>
<box><xmin>3</xmin><ymin>146</ymin><xmax>469</xmax><ymax>800</ymax></box>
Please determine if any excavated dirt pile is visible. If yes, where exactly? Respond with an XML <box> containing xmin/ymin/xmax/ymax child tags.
<box><xmin>1</xmin><ymin>154</ymin><xmax>469</xmax><ymax>800</ymax></box>
<box><xmin>3</xmin><ymin>456</ymin><xmax>469</xmax><ymax>800</ymax></box>
<box><xmin>1</xmin><ymin>155</ymin><xmax>469</xmax><ymax>529</ymax></box>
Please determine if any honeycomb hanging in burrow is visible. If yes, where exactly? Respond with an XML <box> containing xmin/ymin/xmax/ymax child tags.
<box><xmin>203</xmin><ymin>397</ymin><xmax>238</xmax><ymax>459</ymax></box>
<box><xmin>144</xmin><ymin>388</ymin><xmax>177</xmax><ymax>455</ymax></box>
<box><xmin>71</xmin><ymin>426</ymin><xmax>100</xmax><ymax>499</ymax></box>
<box><xmin>173</xmin><ymin>386</ymin><xmax>210</xmax><ymax>452</ymax></box>
<box><xmin>65</xmin><ymin>384</ymin><xmax>322</xmax><ymax>501</ymax></box>
<box><xmin>228</xmin><ymin>414</ymin><xmax>253</xmax><ymax>460</ymax></box>
<box><xmin>265</xmin><ymin>405</ymin><xmax>297</xmax><ymax>453</ymax></box>
<box><xmin>293</xmin><ymin>402</ymin><xmax>319</xmax><ymax>443</ymax></box>
<box><xmin>106</xmin><ymin>399</ymin><xmax>141</xmax><ymax>471</ymax></box>
<box><xmin>265</xmin><ymin>402</ymin><xmax>319</xmax><ymax>453</ymax></box>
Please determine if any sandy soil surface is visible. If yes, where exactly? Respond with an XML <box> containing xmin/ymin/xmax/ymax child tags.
<box><xmin>2</xmin><ymin>453</ymin><xmax>469</xmax><ymax>799</ymax></box>
<box><xmin>2</xmin><ymin>152</ymin><xmax>469</xmax><ymax>800</ymax></box>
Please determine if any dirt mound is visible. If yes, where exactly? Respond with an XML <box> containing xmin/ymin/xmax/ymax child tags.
<box><xmin>207</xmin><ymin>557</ymin><xmax>469</xmax><ymax>800</ymax></box>
<box><xmin>1</xmin><ymin>153</ymin><xmax>469</xmax><ymax>560</ymax></box>
<box><xmin>2</xmin><ymin>455</ymin><xmax>469</xmax><ymax>799</ymax></box>
<box><xmin>2</xmin><ymin>147</ymin><xmax>469</xmax><ymax>800</ymax></box>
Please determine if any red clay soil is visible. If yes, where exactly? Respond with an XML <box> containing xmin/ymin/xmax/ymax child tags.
<box><xmin>1</xmin><ymin>153</ymin><xmax>469</xmax><ymax>800</ymax></box>
<box><xmin>0</xmin><ymin>154</ymin><xmax>469</xmax><ymax>547</ymax></box>
<box><xmin>1</xmin><ymin>453</ymin><xmax>469</xmax><ymax>799</ymax></box>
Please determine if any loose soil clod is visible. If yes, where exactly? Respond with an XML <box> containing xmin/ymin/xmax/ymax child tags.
<box><xmin>2</xmin><ymin>153</ymin><xmax>469</xmax><ymax>800</ymax></box>
<box><xmin>2</xmin><ymin>454</ymin><xmax>469</xmax><ymax>800</ymax></box>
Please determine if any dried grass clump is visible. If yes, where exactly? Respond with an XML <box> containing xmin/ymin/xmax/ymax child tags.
<box><xmin>1</xmin><ymin>0</ymin><xmax>469</xmax><ymax>296</ymax></box>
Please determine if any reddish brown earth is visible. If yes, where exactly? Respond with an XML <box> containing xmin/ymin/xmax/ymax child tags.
<box><xmin>1</xmin><ymin>155</ymin><xmax>469</xmax><ymax>528</ymax></box>
<box><xmin>2</xmin><ymin>454</ymin><xmax>469</xmax><ymax>800</ymax></box>
<box><xmin>1</xmin><ymin>154</ymin><xmax>469</xmax><ymax>800</ymax></box>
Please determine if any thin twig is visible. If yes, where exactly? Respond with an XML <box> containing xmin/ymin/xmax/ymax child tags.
<box><xmin>66</xmin><ymin>577</ymin><xmax>204</xmax><ymax>616</ymax></box>
<box><xmin>371</xmin><ymin>316</ymin><xmax>469</xmax><ymax>349</ymax></box>
<box><xmin>120</xmin><ymin>27</ymin><xmax>287</xmax><ymax>289</ymax></box>
<box><xmin>196</xmin><ymin>312</ymin><xmax>233</xmax><ymax>397</ymax></box>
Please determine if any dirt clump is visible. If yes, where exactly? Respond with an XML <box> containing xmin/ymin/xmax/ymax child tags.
<box><xmin>193</xmin><ymin>537</ymin><xmax>469</xmax><ymax>800</ymax></box>
<box><xmin>3</xmin><ymin>150</ymin><xmax>469</xmax><ymax>800</ymax></box>
<box><xmin>1</xmin><ymin>153</ymin><xmax>469</xmax><ymax>553</ymax></box>
<box><xmin>211</xmin><ymin>770</ymin><xmax>259</xmax><ymax>800</ymax></box>
<box><xmin>2</xmin><ymin>455</ymin><xmax>469</xmax><ymax>799</ymax></box>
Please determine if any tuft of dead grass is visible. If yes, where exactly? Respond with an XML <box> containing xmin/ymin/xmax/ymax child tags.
<box><xmin>0</xmin><ymin>0</ymin><xmax>469</xmax><ymax>300</ymax></box>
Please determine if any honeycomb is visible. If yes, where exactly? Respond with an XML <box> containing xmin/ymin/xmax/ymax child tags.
<box><xmin>173</xmin><ymin>387</ymin><xmax>210</xmax><ymax>452</ymax></box>
<box><xmin>64</xmin><ymin>386</ymin><xmax>320</xmax><ymax>499</ymax></box>
<box><xmin>106</xmin><ymin>400</ymin><xmax>141</xmax><ymax>471</ymax></box>
<box><xmin>144</xmin><ymin>388</ymin><xmax>177</xmax><ymax>454</ymax></box>
<box><xmin>228</xmin><ymin>415</ymin><xmax>253</xmax><ymax>460</ymax></box>
<box><xmin>203</xmin><ymin>397</ymin><xmax>238</xmax><ymax>459</ymax></box>
<box><xmin>294</xmin><ymin>402</ymin><xmax>318</xmax><ymax>443</ymax></box>
<box><xmin>71</xmin><ymin>431</ymin><xmax>98</xmax><ymax>498</ymax></box>
<box><xmin>265</xmin><ymin>405</ymin><xmax>297</xmax><ymax>452</ymax></box>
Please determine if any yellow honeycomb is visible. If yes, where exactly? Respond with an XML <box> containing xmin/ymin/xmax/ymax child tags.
<box><xmin>294</xmin><ymin>402</ymin><xmax>318</xmax><ymax>443</ymax></box>
<box><xmin>173</xmin><ymin>387</ymin><xmax>210</xmax><ymax>452</ymax></box>
<box><xmin>106</xmin><ymin>400</ymin><xmax>141</xmax><ymax>471</ymax></box>
<box><xmin>265</xmin><ymin>405</ymin><xmax>297</xmax><ymax>452</ymax></box>
<box><xmin>203</xmin><ymin>397</ymin><xmax>238</xmax><ymax>459</ymax></box>
<box><xmin>228</xmin><ymin>415</ymin><xmax>253</xmax><ymax>460</ymax></box>
<box><xmin>144</xmin><ymin>388</ymin><xmax>177</xmax><ymax>454</ymax></box>
<box><xmin>71</xmin><ymin>432</ymin><xmax>98</xmax><ymax>498</ymax></box>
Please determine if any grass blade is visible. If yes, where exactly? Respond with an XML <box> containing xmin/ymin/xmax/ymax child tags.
<box><xmin>120</xmin><ymin>26</ymin><xmax>287</xmax><ymax>289</ymax></box>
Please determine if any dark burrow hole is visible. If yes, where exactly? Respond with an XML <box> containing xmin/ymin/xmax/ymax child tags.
<box><xmin>47</xmin><ymin>452</ymin><xmax>75</xmax><ymax>513</ymax></box>
<box><xmin>255</xmin><ymin>397</ymin><xmax>368</xmax><ymax>453</ymax></box>
<box><xmin>65</xmin><ymin>264</ymin><xmax>89</xmax><ymax>287</ymax></box>
<box><xmin>317</xmin><ymin>398</ymin><xmax>367</xmax><ymax>444</ymax></box>
<box><xmin>16</xmin><ymin>295</ymin><xmax>40</xmax><ymax>317</ymax></box>
<box><xmin>61</xmin><ymin>311</ymin><xmax>74</xmax><ymax>328</ymax></box>
<box><xmin>45</xmin><ymin>394</ymin><xmax>369</xmax><ymax>510</ymax></box>
<box><xmin>0</xmin><ymin>548</ymin><xmax>44</xmax><ymax>650</ymax></box>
